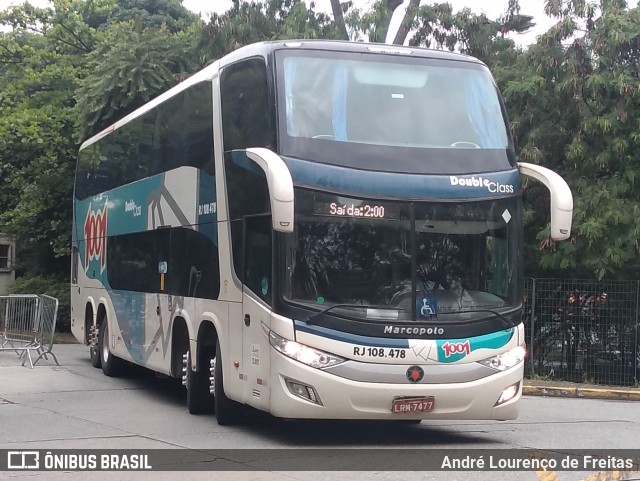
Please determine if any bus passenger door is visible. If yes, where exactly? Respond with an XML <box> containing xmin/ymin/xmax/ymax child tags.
<box><xmin>241</xmin><ymin>215</ymin><xmax>273</xmax><ymax>410</ymax></box>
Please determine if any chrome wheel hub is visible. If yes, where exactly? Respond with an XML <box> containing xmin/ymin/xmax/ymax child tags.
<box><xmin>101</xmin><ymin>324</ymin><xmax>109</xmax><ymax>363</ymax></box>
<box><xmin>209</xmin><ymin>357</ymin><xmax>216</xmax><ymax>395</ymax></box>
<box><xmin>181</xmin><ymin>352</ymin><xmax>189</xmax><ymax>387</ymax></box>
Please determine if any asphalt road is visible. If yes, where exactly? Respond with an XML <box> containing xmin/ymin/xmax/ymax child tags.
<box><xmin>1</xmin><ymin>343</ymin><xmax>638</xmax><ymax>481</ymax></box>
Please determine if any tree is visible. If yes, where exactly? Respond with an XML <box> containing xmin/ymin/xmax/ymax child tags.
<box><xmin>201</xmin><ymin>0</ymin><xmax>341</xmax><ymax>60</ymax></box>
<box><xmin>74</xmin><ymin>19</ymin><xmax>201</xmax><ymax>140</ymax></box>
<box><xmin>3</xmin><ymin>0</ymin><xmax>640</xmax><ymax>290</ymax></box>
<box><xmin>0</xmin><ymin>0</ymin><xmax>203</xmax><ymax>278</ymax></box>
<box><xmin>106</xmin><ymin>0</ymin><xmax>197</xmax><ymax>33</ymax></box>
<box><xmin>0</xmin><ymin>4</ymin><xmax>83</xmax><ymax>274</ymax></box>
<box><xmin>503</xmin><ymin>0</ymin><xmax>640</xmax><ymax>279</ymax></box>
<box><xmin>329</xmin><ymin>0</ymin><xmax>350</xmax><ymax>40</ymax></box>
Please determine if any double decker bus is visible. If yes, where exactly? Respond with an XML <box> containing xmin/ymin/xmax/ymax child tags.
<box><xmin>71</xmin><ymin>40</ymin><xmax>573</xmax><ymax>425</ymax></box>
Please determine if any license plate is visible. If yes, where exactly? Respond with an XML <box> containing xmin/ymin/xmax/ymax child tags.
<box><xmin>392</xmin><ymin>396</ymin><xmax>435</xmax><ymax>414</ymax></box>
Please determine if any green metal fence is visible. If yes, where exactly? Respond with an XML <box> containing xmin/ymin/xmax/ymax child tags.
<box><xmin>523</xmin><ymin>278</ymin><xmax>639</xmax><ymax>386</ymax></box>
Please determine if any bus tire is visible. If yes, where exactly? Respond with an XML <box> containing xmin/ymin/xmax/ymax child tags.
<box><xmin>99</xmin><ymin>320</ymin><xmax>122</xmax><ymax>377</ymax></box>
<box><xmin>214</xmin><ymin>340</ymin><xmax>243</xmax><ymax>426</ymax></box>
<box><xmin>90</xmin><ymin>344</ymin><xmax>101</xmax><ymax>368</ymax></box>
<box><xmin>89</xmin><ymin>324</ymin><xmax>101</xmax><ymax>368</ymax></box>
<box><xmin>85</xmin><ymin>323</ymin><xmax>102</xmax><ymax>369</ymax></box>
<box><xmin>186</xmin><ymin>347</ymin><xmax>215</xmax><ymax>414</ymax></box>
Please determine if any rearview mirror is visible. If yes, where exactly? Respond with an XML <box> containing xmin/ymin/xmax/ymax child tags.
<box><xmin>245</xmin><ymin>148</ymin><xmax>295</xmax><ymax>233</ymax></box>
<box><xmin>518</xmin><ymin>162</ymin><xmax>573</xmax><ymax>241</ymax></box>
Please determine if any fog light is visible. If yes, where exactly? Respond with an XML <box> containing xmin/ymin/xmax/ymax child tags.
<box><xmin>285</xmin><ymin>378</ymin><xmax>322</xmax><ymax>405</ymax></box>
<box><xmin>495</xmin><ymin>382</ymin><xmax>520</xmax><ymax>406</ymax></box>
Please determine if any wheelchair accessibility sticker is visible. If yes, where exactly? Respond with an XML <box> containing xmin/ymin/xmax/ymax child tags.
<box><xmin>417</xmin><ymin>296</ymin><xmax>438</xmax><ymax>319</ymax></box>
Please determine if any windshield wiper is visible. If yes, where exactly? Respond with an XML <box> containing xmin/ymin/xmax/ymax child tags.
<box><xmin>436</xmin><ymin>308</ymin><xmax>516</xmax><ymax>328</ymax></box>
<box><xmin>304</xmin><ymin>304</ymin><xmax>401</xmax><ymax>325</ymax></box>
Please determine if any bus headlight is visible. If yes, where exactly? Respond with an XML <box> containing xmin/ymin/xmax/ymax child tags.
<box><xmin>268</xmin><ymin>330</ymin><xmax>345</xmax><ymax>369</ymax></box>
<box><xmin>478</xmin><ymin>345</ymin><xmax>526</xmax><ymax>371</ymax></box>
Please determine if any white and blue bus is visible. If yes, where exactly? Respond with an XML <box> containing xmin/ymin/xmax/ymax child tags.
<box><xmin>71</xmin><ymin>40</ymin><xmax>573</xmax><ymax>425</ymax></box>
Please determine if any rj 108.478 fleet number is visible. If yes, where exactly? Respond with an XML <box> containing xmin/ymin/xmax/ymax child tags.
<box><xmin>353</xmin><ymin>347</ymin><xmax>406</xmax><ymax>358</ymax></box>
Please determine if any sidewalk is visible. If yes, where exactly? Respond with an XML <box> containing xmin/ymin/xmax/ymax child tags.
<box><xmin>523</xmin><ymin>378</ymin><xmax>640</xmax><ymax>401</ymax></box>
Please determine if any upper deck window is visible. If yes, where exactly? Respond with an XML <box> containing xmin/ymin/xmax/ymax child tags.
<box><xmin>276</xmin><ymin>50</ymin><xmax>515</xmax><ymax>174</ymax></box>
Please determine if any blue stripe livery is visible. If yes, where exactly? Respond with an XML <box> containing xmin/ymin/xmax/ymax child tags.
<box><xmin>283</xmin><ymin>156</ymin><xmax>521</xmax><ymax>200</ymax></box>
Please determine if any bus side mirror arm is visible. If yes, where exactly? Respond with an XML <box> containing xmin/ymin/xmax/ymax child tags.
<box><xmin>518</xmin><ymin>162</ymin><xmax>573</xmax><ymax>241</ymax></box>
<box><xmin>246</xmin><ymin>148</ymin><xmax>295</xmax><ymax>233</ymax></box>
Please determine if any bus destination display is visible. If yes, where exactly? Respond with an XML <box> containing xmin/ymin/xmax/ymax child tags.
<box><xmin>314</xmin><ymin>200</ymin><xmax>397</xmax><ymax>219</ymax></box>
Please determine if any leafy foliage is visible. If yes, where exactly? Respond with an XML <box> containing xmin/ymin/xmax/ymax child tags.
<box><xmin>106</xmin><ymin>0</ymin><xmax>197</xmax><ymax>33</ymax></box>
<box><xmin>0</xmin><ymin>8</ymin><xmax>80</xmax><ymax>272</ymax></box>
<box><xmin>503</xmin><ymin>0</ymin><xmax>640</xmax><ymax>279</ymax></box>
<box><xmin>74</xmin><ymin>20</ymin><xmax>200</xmax><ymax>140</ymax></box>
<box><xmin>1</xmin><ymin>0</ymin><xmax>640</xmax><ymax>302</ymax></box>
<box><xmin>202</xmin><ymin>0</ymin><xmax>341</xmax><ymax>60</ymax></box>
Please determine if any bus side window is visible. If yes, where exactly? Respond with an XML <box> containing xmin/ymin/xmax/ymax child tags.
<box><xmin>221</xmin><ymin>57</ymin><xmax>276</xmax><ymax>152</ymax></box>
<box><xmin>243</xmin><ymin>215</ymin><xmax>272</xmax><ymax>305</ymax></box>
<box><xmin>224</xmin><ymin>150</ymin><xmax>271</xmax><ymax>285</ymax></box>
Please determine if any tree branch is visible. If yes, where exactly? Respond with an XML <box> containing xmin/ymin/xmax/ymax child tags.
<box><xmin>376</xmin><ymin>0</ymin><xmax>412</xmax><ymax>43</ymax></box>
<box><xmin>56</xmin><ymin>20</ymin><xmax>91</xmax><ymax>53</ymax></box>
<box><xmin>50</xmin><ymin>33</ymin><xmax>89</xmax><ymax>52</ymax></box>
<box><xmin>0</xmin><ymin>43</ymin><xmax>24</xmax><ymax>63</ymax></box>
<box><xmin>329</xmin><ymin>0</ymin><xmax>349</xmax><ymax>40</ymax></box>
<box><xmin>392</xmin><ymin>0</ymin><xmax>421</xmax><ymax>45</ymax></box>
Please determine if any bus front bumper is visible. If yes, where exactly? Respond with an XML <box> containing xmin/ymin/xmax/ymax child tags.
<box><xmin>268</xmin><ymin>350</ymin><xmax>523</xmax><ymax>420</ymax></box>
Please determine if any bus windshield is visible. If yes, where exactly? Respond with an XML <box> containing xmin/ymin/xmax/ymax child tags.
<box><xmin>284</xmin><ymin>190</ymin><xmax>522</xmax><ymax>322</ymax></box>
<box><xmin>276</xmin><ymin>49</ymin><xmax>512</xmax><ymax>173</ymax></box>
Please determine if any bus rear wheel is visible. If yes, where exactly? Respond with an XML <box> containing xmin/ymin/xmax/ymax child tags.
<box><xmin>89</xmin><ymin>324</ymin><xmax>101</xmax><ymax>368</ymax></box>
<box><xmin>214</xmin><ymin>340</ymin><xmax>243</xmax><ymax>426</ymax></box>
<box><xmin>184</xmin><ymin>347</ymin><xmax>215</xmax><ymax>414</ymax></box>
<box><xmin>99</xmin><ymin>321</ymin><xmax>122</xmax><ymax>377</ymax></box>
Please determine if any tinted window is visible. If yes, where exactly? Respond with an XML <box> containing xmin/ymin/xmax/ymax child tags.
<box><xmin>107</xmin><ymin>227</ymin><xmax>220</xmax><ymax>299</ymax></box>
<box><xmin>221</xmin><ymin>57</ymin><xmax>275</xmax><ymax>152</ymax></box>
<box><xmin>275</xmin><ymin>50</ymin><xmax>516</xmax><ymax>175</ymax></box>
<box><xmin>75</xmin><ymin>146</ymin><xmax>100</xmax><ymax>200</ymax></box>
<box><xmin>72</xmin><ymin>246</ymin><xmax>78</xmax><ymax>284</ymax></box>
<box><xmin>244</xmin><ymin>215</ymin><xmax>272</xmax><ymax>304</ymax></box>
<box><xmin>108</xmin><ymin>230</ymin><xmax>162</xmax><ymax>293</ymax></box>
<box><xmin>285</xmin><ymin>189</ymin><xmax>522</xmax><ymax>321</ymax></box>
<box><xmin>281</xmin><ymin>55</ymin><xmax>508</xmax><ymax>149</ymax></box>
<box><xmin>224</xmin><ymin>150</ymin><xmax>270</xmax><ymax>283</ymax></box>
<box><xmin>230</xmin><ymin>219</ymin><xmax>243</xmax><ymax>283</ymax></box>
<box><xmin>224</xmin><ymin>150</ymin><xmax>270</xmax><ymax>221</ymax></box>
<box><xmin>75</xmin><ymin>81</ymin><xmax>215</xmax><ymax>200</ymax></box>
<box><xmin>168</xmin><ymin>227</ymin><xmax>220</xmax><ymax>298</ymax></box>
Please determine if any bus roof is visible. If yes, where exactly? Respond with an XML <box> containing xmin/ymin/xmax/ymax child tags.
<box><xmin>218</xmin><ymin>39</ymin><xmax>484</xmax><ymax>68</ymax></box>
<box><xmin>79</xmin><ymin>40</ymin><xmax>483</xmax><ymax>151</ymax></box>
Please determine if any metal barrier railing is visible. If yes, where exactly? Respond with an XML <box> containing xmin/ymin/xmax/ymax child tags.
<box><xmin>524</xmin><ymin>278</ymin><xmax>639</xmax><ymax>387</ymax></box>
<box><xmin>0</xmin><ymin>294</ymin><xmax>60</xmax><ymax>368</ymax></box>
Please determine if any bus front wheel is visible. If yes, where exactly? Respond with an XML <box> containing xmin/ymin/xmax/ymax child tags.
<box><xmin>214</xmin><ymin>340</ymin><xmax>243</xmax><ymax>426</ymax></box>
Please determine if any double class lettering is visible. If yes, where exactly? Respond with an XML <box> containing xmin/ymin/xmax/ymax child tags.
<box><xmin>449</xmin><ymin>175</ymin><xmax>515</xmax><ymax>194</ymax></box>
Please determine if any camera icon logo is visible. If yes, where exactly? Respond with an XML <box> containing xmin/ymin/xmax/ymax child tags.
<box><xmin>7</xmin><ymin>451</ymin><xmax>40</xmax><ymax>470</ymax></box>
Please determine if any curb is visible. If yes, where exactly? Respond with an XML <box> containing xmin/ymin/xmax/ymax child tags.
<box><xmin>523</xmin><ymin>384</ymin><xmax>640</xmax><ymax>401</ymax></box>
